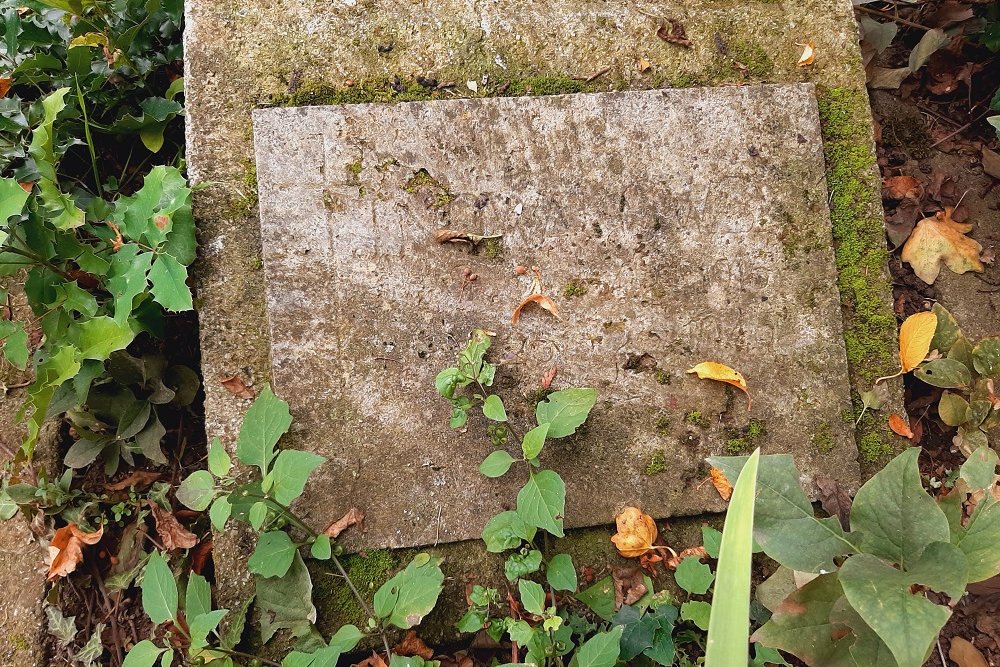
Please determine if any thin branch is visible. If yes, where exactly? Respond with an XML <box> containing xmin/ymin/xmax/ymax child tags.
<box><xmin>855</xmin><ymin>4</ymin><xmax>931</xmax><ymax>31</ymax></box>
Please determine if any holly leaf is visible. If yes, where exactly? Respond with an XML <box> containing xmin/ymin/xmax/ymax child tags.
<box><xmin>147</xmin><ymin>254</ymin><xmax>193</xmax><ymax>312</ymax></box>
<box><xmin>901</xmin><ymin>207</ymin><xmax>984</xmax><ymax>284</ymax></box>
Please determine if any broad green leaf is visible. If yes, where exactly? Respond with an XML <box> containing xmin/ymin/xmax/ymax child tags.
<box><xmin>141</xmin><ymin>551</ymin><xmax>177</xmax><ymax>625</ymax></box>
<box><xmin>235</xmin><ymin>384</ymin><xmax>292</xmax><ymax>476</ymax></box>
<box><xmin>186</xmin><ymin>573</ymin><xmax>212</xmax><ymax>621</ymax></box>
<box><xmin>0</xmin><ymin>178</ymin><xmax>29</xmax><ymax>223</ymax></box>
<box><xmin>913</xmin><ymin>358</ymin><xmax>972</xmax><ymax>389</ymax></box>
<box><xmin>270</xmin><ymin>449</ymin><xmax>325</xmax><ymax>505</ymax></box>
<box><xmin>518</xmin><ymin>579</ymin><xmax>546</xmax><ymax>615</ymax></box>
<box><xmin>76</xmin><ymin>316</ymin><xmax>136</xmax><ymax>361</ymax></box>
<box><xmin>480</xmin><ymin>450</ymin><xmax>516</xmax><ymax>478</ymax></box>
<box><xmin>929</xmin><ymin>303</ymin><xmax>961</xmax><ymax>354</ymax></box>
<box><xmin>256</xmin><ymin>552</ymin><xmax>316</xmax><ymax>643</ymax></box>
<box><xmin>952</xmin><ymin>496</ymin><xmax>1000</xmax><ymax>582</ymax></box>
<box><xmin>505</xmin><ymin>549</ymin><xmax>543</xmax><ymax>581</ymax></box>
<box><xmin>328</xmin><ymin>624</ymin><xmax>364</xmax><ymax>652</ymax></box>
<box><xmin>64</xmin><ymin>436</ymin><xmax>107</xmax><ymax>469</ymax></box>
<box><xmin>175</xmin><ymin>470</ymin><xmax>215</xmax><ymax>511</ymax></box>
<box><xmin>850</xmin><ymin>448</ymin><xmax>949</xmax><ymax>568</ymax></box>
<box><xmin>709</xmin><ymin>454</ymin><xmax>854</xmax><ymax>573</ymax></box>
<box><xmin>702</xmin><ymin>526</ymin><xmax>723</xmax><ymax>559</ymax></box>
<box><xmin>521</xmin><ymin>423</ymin><xmax>549</xmax><ymax>460</ymax></box>
<box><xmin>107</xmin><ymin>245</ymin><xmax>153</xmax><ymax>325</ymax></box>
<box><xmin>536</xmin><ymin>388</ymin><xmax>597</xmax><ymax>438</ymax></box>
<box><xmin>249</xmin><ymin>501</ymin><xmax>268</xmax><ymax>530</ymax></box>
<box><xmin>122</xmin><ymin>640</ymin><xmax>164</xmax><ymax>667</ymax></box>
<box><xmin>207</xmin><ymin>437</ymin><xmax>231</xmax><ymax>477</ymax></box>
<box><xmin>248</xmin><ymin>531</ymin><xmax>298</xmax><ymax>578</ymax></box>
<box><xmin>680</xmin><ymin>601</ymin><xmax>712</xmax><ymax>631</ymax></box>
<box><xmin>576</xmin><ymin>576</ymin><xmax>616</xmax><ymax>621</ymax></box>
<box><xmin>949</xmin><ymin>336</ymin><xmax>975</xmax><ymax>369</ymax></box>
<box><xmin>705</xmin><ymin>448</ymin><xmax>758</xmax><ymax>667</ymax></box>
<box><xmin>938</xmin><ymin>391</ymin><xmax>971</xmax><ymax>427</ymax></box>
<box><xmin>482</xmin><ymin>510</ymin><xmax>535</xmax><ymax>552</ymax></box>
<box><xmin>612</xmin><ymin>605</ymin><xmax>655</xmax><ymax>661</ymax></box>
<box><xmin>310</xmin><ymin>534</ymin><xmax>332</xmax><ymax>560</ymax></box>
<box><xmin>972</xmin><ymin>336</ymin><xmax>1000</xmax><ymax>378</ymax></box>
<box><xmin>674</xmin><ymin>556</ymin><xmax>714</xmax><ymax>595</ymax></box>
<box><xmin>189</xmin><ymin>609</ymin><xmax>227</xmax><ymax>651</ymax></box>
<box><xmin>839</xmin><ymin>542</ymin><xmax>967</xmax><ymax>667</ymax></box>
<box><xmin>568</xmin><ymin>626</ymin><xmax>623</xmax><ymax>667</ymax></box>
<box><xmin>40</xmin><ymin>344</ymin><xmax>80</xmax><ymax>388</ymax></box>
<box><xmin>209</xmin><ymin>495</ymin><xmax>232</xmax><ymax>531</ymax></box>
<box><xmin>148</xmin><ymin>254</ymin><xmax>193</xmax><ymax>312</ymax></box>
<box><xmin>959</xmin><ymin>446</ymin><xmax>999</xmax><ymax>492</ymax></box>
<box><xmin>482</xmin><ymin>395</ymin><xmax>507</xmax><ymax>422</ymax></box>
<box><xmin>643</xmin><ymin>604</ymin><xmax>679</xmax><ymax>666</ymax></box>
<box><xmin>0</xmin><ymin>321</ymin><xmax>29</xmax><ymax>370</ymax></box>
<box><xmin>828</xmin><ymin>598</ymin><xmax>900</xmax><ymax>667</ymax></box>
<box><xmin>373</xmin><ymin>553</ymin><xmax>444</xmax><ymax>629</ymax></box>
<box><xmin>516</xmin><ymin>470</ymin><xmax>566</xmax><ymax>537</ymax></box>
<box><xmin>546</xmin><ymin>553</ymin><xmax>577</xmax><ymax>591</ymax></box>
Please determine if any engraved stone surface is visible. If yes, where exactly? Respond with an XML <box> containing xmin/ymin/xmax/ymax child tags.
<box><xmin>252</xmin><ymin>84</ymin><xmax>860</xmax><ymax>550</ymax></box>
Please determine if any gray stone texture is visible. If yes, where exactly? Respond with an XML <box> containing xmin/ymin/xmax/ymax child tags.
<box><xmin>252</xmin><ymin>85</ymin><xmax>859</xmax><ymax>549</ymax></box>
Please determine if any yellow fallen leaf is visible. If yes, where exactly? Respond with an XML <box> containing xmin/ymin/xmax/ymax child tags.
<box><xmin>709</xmin><ymin>467</ymin><xmax>733</xmax><ymax>501</ymax></box>
<box><xmin>610</xmin><ymin>506</ymin><xmax>657</xmax><ymax>558</ymax></box>
<box><xmin>878</xmin><ymin>311</ymin><xmax>937</xmax><ymax>384</ymax></box>
<box><xmin>797</xmin><ymin>41</ymin><xmax>816</xmax><ymax>66</ymax></box>
<box><xmin>47</xmin><ymin>523</ymin><xmax>103</xmax><ymax>580</ymax></box>
<box><xmin>686</xmin><ymin>361</ymin><xmax>752</xmax><ymax>410</ymax></box>
<box><xmin>888</xmin><ymin>413</ymin><xmax>914</xmax><ymax>439</ymax></box>
<box><xmin>901</xmin><ymin>207</ymin><xmax>984</xmax><ymax>284</ymax></box>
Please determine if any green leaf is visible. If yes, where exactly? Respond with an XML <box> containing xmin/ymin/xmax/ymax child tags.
<box><xmin>121</xmin><ymin>640</ymin><xmax>164</xmax><ymax>667</ymax></box>
<box><xmin>175</xmin><ymin>470</ymin><xmax>215</xmax><ymax>511</ymax></box>
<box><xmin>518</xmin><ymin>579</ymin><xmax>546</xmax><ymax>615</ymax></box>
<box><xmin>702</xmin><ymin>526</ymin><xmax>723</xmax><ymax>559</ymax></box>
<box><xmin>480</xmin><ymin>450</ymin><xmax>516</xmax><ymax>478</ymax></box>
<box><xmin>270</xmin><ymin>449</ymin><xmax>324</xmax><ymax>505</ymax></box>
<box><xmin>207</xmin><ymin>437</ymin><xmax>232</xmax><ymax>477</ymax></box>
<box><xmin>839</xmin><ymin>542</ymin><xmax>967</xmax><ymax>667</ymax></box>
<box><xmin>972</xmin><ymin>336</ymin><xmax>1000</xmax><ymax>378</ymax></box>
<box><xmin>0</xmin><ymin>177</ymin><xmax>29</xmax><ymax>223</ymax></box>
<box><xmin>535</xmin><ymin>388</ymin><xmax>597</xmax><ymax>438</ymax></box>
<box><xmin>546</xmin><ymin>553</ymin><xmax>577</xmax><ymax>592</ymax></box>
<box><xmin>851</xmin><ymin>448</ymin><xmax>949</xmax><ymax>568</ymax></box>
<box><xmin>141</xmin><ymin>551</ymin><xmax>177</xmax><ymax>625</ymax></box>
<box><xmin>708</xmin><ymin>454</ymin><xmax>853</xmax><ymax>573</ymax></box>
<box><xmin>248</xmin><ymin>531</ymin><xmax>298</xmax><ymax>578</ymax></box>
<box><xmin>913</xmin><ymin>358</ymin><xmax>972</xmax><ymax>389</ymax></box>
<box><xmin>705</xmin><ymin>448</ymin><xmax>758</xmax><ymax>667</ymax></box>
<box><xmin>680</xmin><ymin>601</ymin><xmax>712</xmax><ymax>631</ymax></box>
<box><xmin>643</xmin><ymin>605</ymin><xmax>678</xmax><ymax>666</ymax></box>
<box><xmin>256</xmin><ymin>552</ymin><xmax>316</xmax><ymax>643</ymax></box>
<box><xmin>1</xmin><ymin>321</ymin><xmax>29</xmax><ymax>370</ymax></box>
<box><xmin>938</xmin><ymin>391</ymin><xmax>971</xmax><ymax>427</ymax></box>
<box><xmin>952</xmin><ymin>496</ymin><xmax>1000</xmax><ymax>582</ymax></box>
<box><xmin>516</xmin><ymin>470</ymin><xmax>566</xmax><ymax>537</ymax></box>
<box><xmin>568</xmin><ymin>626</ymin><xmax>623</xmax><ymax>667</ymax></box>
<box><xmin>76</xmin><ymin>316</ymin><xmax>136</xmax><ymax>361</ymax></box>
<box><xmin>209</xmin><ymin>495</ymin><xmax>232</xmax><ymax>531</ymax></box>
<box><xmin>112</xmin><ymin>166</ymin><xmax>192</xmax><ymax>247</ymax></box>
<box><xmin>189</xmin><ymin>609</ymin><xmax>227</xmax><ymax>651</ymax></box>
<box><xmin>311</xmin><ymin>534</ymin><xmax>332</xmax><ymax>560</ymax></box>
<box><xmin>521</xmin><ymin>423</ymin><xmax>549</xmax><ymax>460</ymax></box>
<box><xmin>147</xmin><ymin>254</ymin><xmax>192</xmax><ymax>312</ymax></box>
<box><xmin>612</xmin><ymin>605</ymin><xmax>654</xmax><ymax>661</ymax></box>
<box><xmin>674</xmin><ymin>556</ymin><xmax>714</xmax><ymax>595</ymax></box>
<box><xmin>576</xmin><ymin>576</ymin><xmax>616</xmax><ymax>621</ymax></box>
<box><xmin>505</xmin><ymin>549</ymin><xmax>543</xmax><ymax>581</ymax></box>
<box><xmin>482</xmin><ymin>511</ymin><xmax>535</xmax><ymax>552</ymax></box>
<box><xmin>434</xmin><ymin>367</ymin><xmax>463</xmax><ymax>399</ymax></box>
<box><xmin>249</xmin><ymin>501</ymin><xmax>268</xmax><ymax>530</ymax></box>
<box><xmin>959</xmin><ymin>446</ymin><xmax>999</xmax><ymax>492</ymax></box>
<box><xmin>235</xmin><ymin>384</ymin><xmax>292</xmax><ymax>476</ymax></box>
<box><xmin>483</xmin><ymin>395</ymin><xmax>507</xmax><ymax>422</ymax></box>
<box><xmin>185</xmin><ymin>573</ymin><xmax>212</xmax><ymax>621</ymax></box>
<box><xmin>328</xmin><ymin>624</ymin><xmax>364</xmax><ymax>652</ymax></box>
<box><xmin>107</xmin><ymin>245</ymin><xmax>153</xmax><ymax>325</ymax></box>
<box><xmin>373</xmin><ymin>553</ymin><xmax>445</xmax><ymax>629</ymax></box>
<box><xmin>929</xmin><ymin>303</ymin><xmax>961</xmax><ymax>354</ymax></box>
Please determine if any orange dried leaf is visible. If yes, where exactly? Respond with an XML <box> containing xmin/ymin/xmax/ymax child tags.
<box><xmin>901</xmin><ymin>207</ymin><xmax>984</xmax><ymax>284</ymax></box>
<box><xmin>709</xmin><ymin>467</ymin><xmax>733</xmax><ymax>501</ymax></box>
<box><xmin>882</xmin><ymin>175</ymin><xmax>923</xmax><ymax>200</ymax></box>
<box><xmin>610</xmin><ymin>506</ymin><xmax>658</xmax><ymax>558</ymax></box>
<box><xmin>888</xmin><ymin>414</ymin><xmax>914</xmax><ymax>439</ymax></box>
<box><xmin>323</xmin><ymin>507</ymin><xmax>365</xmax><ymax>539</ymax></box>
<box><xmin>686</xmin><ymin>361</ymin><xmax>752</xmax><ymax>410</ymax></box>
<box><xmin>797</xmin><ymin>41</ymin><xmax>816</xmax><ymax>66</ymax></box>
<box><xmin>105</xmin><ymin>470</ymin><xmax>162</xmax><ymax>492</ymax></box>
<box><xmin>148</xmin><ymin>501</ymin><xmax>198</xmax><ymax>551</ymax></box>
<box><xmin>898</xmin><ymin>311</ymin><xmax>938</xmax><ymax>373</ymax></box>
<box><xmin>540</xmin><ymin>366</ymin><xmax>558</xmax><ymax>389</ymax></box>
<box><xmin>47</xmin><ymin>523</ymin><xmax>103</xmax><ymax>580</ymax></box>
<box><xmin>394</xmin><ymin>631</ymin><xmax>434</xmax><ymax>660</ymax></box>
<box><xmin>666</xmin><ymin>546</ymin><xmax>708</xmax><ymax>570</ymax></box>
<box><xmin>221</xmin><ymin>375</ymin><xmax>255</xmax><ymax>399</ymax></box>
<box><xmin>0</xmin><ymin>78</ymin><xmax>11</xmax><ymax>98</ymax></box>
<box><xmin>511</xmin><ymin>293</ymin><xmax>560</xmax><ymax>325</ymax></box>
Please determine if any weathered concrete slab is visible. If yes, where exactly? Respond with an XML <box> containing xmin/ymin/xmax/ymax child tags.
<box><xmin>252</xmin><ymin>85</ymin><xmax>859</xmax><ymax>549</ymax></box>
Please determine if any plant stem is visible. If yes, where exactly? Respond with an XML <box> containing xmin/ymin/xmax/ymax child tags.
<box><xmin>216</xmin><ymin>648</ymin><xmax>281</xmax><ymax>667</ymax></box>
<box><xmin>331</xmin><ymin>554</ymin><xmax>393</xmax><ymax>657</ymax></box>
<box><xmin>75</xmin><ymin>77</ymin><xmax>103</xmax><ymax>197</ymax></box>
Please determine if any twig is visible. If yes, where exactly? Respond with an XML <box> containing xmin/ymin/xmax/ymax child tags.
<box><xmin>929</xmin><ymin>110</ymin><xmax>993</xmax><ymax>148</ymax></box>
<box><xmin>332</xmin><ymin>554</ymin><xmax>393</xmax><ymax>657</ymax></box>
<box><xmin>855</xmin><ymin>5</ymin><xmax>931</xmax><ymax>31</ymax></box>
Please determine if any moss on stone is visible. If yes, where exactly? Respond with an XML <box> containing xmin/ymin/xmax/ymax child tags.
<box><xmin>481</xmin><ymin>237</ymin><xmax>504</xmax><ymax>259</ymax></box>
<box><xmin>724</xmin><ymin>418</ymin><xmax>767</xmax><ymax>454</ymax></box>
<box><xmin>654</xmin><ymin>413</ymin><xmax>671</xmax><ymax>432</ymax></box>
<box><xmin>346</xmin><ymin>160</ymin><xmax>363</xmax><ymax>176</ymax></box>
<box><xmin>645</xmin><ymin>450</ymin><xmax>667</xmax><ymax>476</ymax></box>
<box><xmin>730</xmin><ymin>40</ymin><xmax>775</xmax><ymax>78</ymax></box>
<box><xmin>684</xmin><ymin>410</ymin><xmax>709</xmax><ymax>428</ymax></box>
<box><xmin>654</xmin><ymin>370</ymin><xmax>671</xmax><ymax>385</ymax></box>
<box><xmin>563</xmin><ymin>280</ymin><xmax>588</xmax><ymax>298</ymax></box>
<box><xmin>812</xmin><ymin>420</ymin><xmax>834</xmax><ymax>453</ymax></box>
<box><xmin>859</xmin><ymin>430</ymin><xmax>892</xmax><ymax>463</ymax></box>
<box><xmin>313</xmin><ymin>549</ymin><xmax>397</xmax><ymax>628</ymax></box>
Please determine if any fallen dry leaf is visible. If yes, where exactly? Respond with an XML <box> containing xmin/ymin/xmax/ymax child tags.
<box><xmin>0</xmin><ymin>78</ymin><xmax>11</xmax><ymax>98</ymax></box>
<box><xmin>637</xmin><ymin>57</ymin><xmax>652</xmax><ymax>73</ymax></box>
<box><xmin>709</xmin><ymin>467</ymin><xmax>733</xmax><ymax>501</ymax></box>
<box><xmin>656</xmin><ymin>19</ymin><xmax>691</xmax><ymax>48</ymax></box>
<box><xmin>394</xmin><ymin>631</ymin><xmax>434</xmax><ymax>660</ymax></box>
<box><xmin>323</xmin><ymin>507</ymin><xmax>365</xmax><ymax>539</ymax></box>
<box><xmin>815</xmin><ymin>476</ymin><xmax>851</xmax><ymax>531</ymax></box>
<box><xmin>666</xmin><ymin>546</ymin><xmax>707</xmax><ymax>570</ymax></box>
<box><xmin>148</xmin><ymin>501</ymin><xmax>198</xmax><ymax>551</ymax></box>
<box><xmin>511</xmin><ymin>294</ymin><xmax>560</xmax><ymax>325</ymax></box>
<box><xmin>882</xmin><ymin>175</ymin><xmax>923</xmax><ymax>201</ymax></box>
<box><xmin>612</xmin><ymin>566</ymin><xmax>647</xmax><ymax>609</ymax></box>
<box><xmin>48</xmin><ymin>523</ymin><xmax>103</xmax><ymax>580</ymax></box>
<box><xmin>949</xmin><ymin>637</ymin><xmax>988</xmax><ymax>667</ymax></box>
<box><xmin>899</xmin><ymin>311</ymin><xmax>938</xmax><ymax>373</ymax></box>
<box><xmin>106</xmin><ymin>470</ymin><xmax>162</xmax><ymax>492</ymax></box>
<box><xmin>888</xmin><ymin>414</ymin><xmax>915</xmax><ymax>439</ymax></box>
<box><xmin>540</xmin><ymin>366</ymin><xmax>557</xmax><ymax>389</ymax></box>
<box><xmin>982</xmin><ymin>148</ymin><xmax>1000</xmax><ymax>181</ymax></box>
<box><xmin>220</xmin><ymin>375</ymin><xmax>255</xmax><ymax>399</ymax></box>
<box><xmin>356</xmin><ymin>653</ymin><xmax>389</xmax><ymax>667</ymax></box>
<box><xmin>611</xmin><ymin>506</ymin><xmax>657</xmax><ymax>558</ymax></box>
<box><xmin>797</xmin><ymin>41</ymin><xmax>816</xmax><ymax>67</ymax></box>
<box><xmin>901</xmin><ymin>207</ymin><xmax>984</xmax><ymax>284</ymax></box>
<box><xmin>686</xmin><ymin>361</ymin><xmax>752</xmax><ymax>410</ymax></box>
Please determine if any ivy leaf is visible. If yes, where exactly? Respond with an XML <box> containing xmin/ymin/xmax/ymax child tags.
<box><xmin>141</xmin><ymin>551</ymin><xmax>177</xmax><ymax>625</ymax></box>
<box><xmin>235</xmin><ymin>384</ymin><xmax>292</xmax><ymax>477</ymax></box>
<box><xmin>546</xmin><ymin>553</ymin><xmax>577</xmax><ymax>592</ymax></box>
<box><xmin>175</xmin><ymin>470</ymin><xmax>215</xmax><ymax>511</ymax></box>
<box><xmin>516</xmin><ymin>470</ymin><xmax>566</xmax><ymax>537</ymax></box>
<box><xmin>482</xmin><ymin>394</ymin><xmax>507</xmax><ymax>422</ymax></box>
<box><xmin>505</xmin><ymin>549</ymin><xmax>543</xmax><ymax>581</ymax></box>
<box><xmin>373</xmin><ymin>553</ymin><xmax>445</xmax><ymax>630</ymax></box>
<box><xmin>482</xmin><ymin>510</ymin><xmax>535</xmax><ymax>552</ymax></box>
<box><xmin>674</xmin><ymin>557</ymin><xmax>714</xmax><ymax>595</ymax></box>
<box><xmin>521</xmin><ymin>423</ymin><xmax>549</xmax><ymax>460</ymax></box>
<box><xmin>256</xmin><ymin>552</ymin><xmax>316</xmax><ymax>643</ymax></box>
<box><xmin>850</xmin><ymin>448</ymin><xmax>949</xmax><ymax>568</ymax></box>
<box><xmin>576</xmin><ymin>576</ymin><xmax>616</xmax><ymax>621</ymax></box>
<box><xmin>568</xmin><ymin>626</ymin><xmax>623</xmax><ymax>667</ymax></box>
<box><xmin>518</xmin><ymin>579</ymin><xmax>546</xmax><ymax>615</ymax></box>
<box><xmin>147</xmin><ymin>254</ymin><xmax>192</xmax><ymax>312</ymax></box>
<box><xmin>270</xmin><ymin>449</ymin><xmax>324</xmax><ymax>505</ymax></box>
<box><xmin>680</xmin><ymin>601</ymin><xmax>711</xmax><ymax>631</ymax></box>
<box><xmin>535</xmin><ymin>388</ymin><xmax>597</xmax><ymax>438</ymax></box>
<box><xmin>248</xmin><ymin>531</ymin><xmax>298</xmax><ymax>578</ymax></box>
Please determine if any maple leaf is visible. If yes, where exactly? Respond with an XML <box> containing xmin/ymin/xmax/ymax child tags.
<box><xmin>148</xmin><ymin>501</ymin><xmax>198</xmax><ymax>551</ymax></box>
<box><xmin>901</xmin><ymin>207</ymin><xmax>984</xmax><ymax>284</ymax></box>
<box><xmin>48</xmin><ymin>523</ymin><xmax>103</xmax><ymax>580</ymax></box>
<box><xmin>610</xmin><ymin>506</ymin><xmax>657</xmax><ymax>558</ymax></box>
<box><xmin>686</xmin><ymin>361</ymin><xmax>752</xmax><ymax>410</ymax></box>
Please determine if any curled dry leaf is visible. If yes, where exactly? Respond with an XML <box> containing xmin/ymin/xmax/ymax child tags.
<box><xmin>888</xmin><ymin>414</ymin><xmax>915</xmax><ymax>440</ymax></box>
<box><xmin>148</xmin><ymin>501</ymin><xmax>198</xmax><ymax>551</ymax></box>
<box><xmin>0</xmin><ymin>77</ymin><xmax>11</xmax><ymax>98</ymax></box>
<box><xmin>815</xmin><ymin>476</ymin><xmax>851</xmax><ymax>531</ymax></box>
<box><xmin>901</xmin><ymin>207</ymin><xmax>984</xmax><ymax>285</ymax></box>
<box><xmin>613</xmin><ymin>566</ymin><xmax>647</xmax><ymax>609</ymax></box>
<box><xmin>511</xmin><ymin>294</ymin><xmax>560</xmax><ymax>325</ymax></box>
<box><xmin>709</xmin><ymin>467</ymin><xmax>733</xmax><ymax>501</ymax></box>
<box><xmin>394</xmin><ymin>630</ymin><xmax>435</xmax><ymax>660</ymax></box>
<box><xmin>665</xmin><ymin>546</ymin><xmax>707</xmax><ymax>570</ymax></box>
<box><xmin>105</xmin><ymin>470</ymin><xmax>162</xmax><ymax>492</ymax></box>
<box><xmin>540</xmin><ymin>366</ymin><xmax>557</xmax><ymax>389</ymax></box>
<box><xmin>656</xmin><ymin>19</ymin><xmax>691</xmax><ymax>48</ymax></box>
<box><xmin>949</xmin><ymin>637</ymin><xmax>988</xmax><ymax>667</ymax></box>
<box><xmin>882</xmin><ymin>175</ymin><xmax>923</xmax><ymax>201</ymax></box>
<box><xmin>48</xmin><ymin>523</ymin><xmax>104</xmax><ymax>580</ymax></box>
<box><xmin>610</xmin><ymin>506</ymin><xmax>657</xmax><ymax>558</ymax></box>
<box><xmin>796</xmin><ymin>41</ymin><xmax>816</xmax><ymax>67</ymax></box>
<box><xmin>356</xmin><ymin>653</ymin><xmax>389</xmax><ymax>667</ymax></box>
<box><xmin>686</xmin><ymin>361</ymin><xmax>752</xmax><ymax>410</ymax></box>
<box><xmin>323</xmin><ymin>507</ymin><xmax>365</xmax><ymax>538</ymax></box>
<box><xmin>220</xmin><ymin>375</ymin><xmax>255</xmax><ymax>399</ymax></box>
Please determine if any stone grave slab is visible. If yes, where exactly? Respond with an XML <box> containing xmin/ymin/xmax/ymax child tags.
<box><xmin>252</xmin><ymin>84</ymin><xmax>860</xmax><ymax>550</ymax></box>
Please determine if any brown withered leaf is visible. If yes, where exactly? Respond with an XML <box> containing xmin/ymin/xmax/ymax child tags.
<box><xmin>511</xmin><ymin>294</ymin><xmax>560</xmax><ymax>325</ymax></box>
<box><xmin>949</xmin><ymin>637</ymin><xmax>988</xmax><ymax>667</ymax></box>
<box><xmin>394</xmin><ymin>631</ymin><xmax>435</xmax><ymax>660</ymax></box>
<box><xmin>888</xmin><ymin>414</ymin><xmax>915</xmax><ymax>439</ymax></box>
<box><xmin>323</xmin><ymin>507</ymin><xmax>365</xmax><ymax>538</ymax></box>
<box><xmin>148</xmin><ymin>501</ymin><xmax>198</xmax><ymax>551</ymax></box>
<box><xmin>221</xmin><ymin>375</ymin><xmax>255</xmax><ymax>399</ymax></box>
<box><xmin>815</xmin><ymin>476</ymin><xmax>851</xmax><ymax>530</ymax></box>
<box><xmin>356</xmin><ymin>653</ymin><xmax>389</xmax><ymax>667</ymax></box>
<box><xmin>0</xmin><ymin>78</ymin><xmax>11</xmax><ymax>98</ymax></box>
<box><xmin>656</xmin><ymin>19</ymin><xmax>691</xmax><ymax>48</ymax></box>
<box><xmin>540</xmin><ymin>367</ymin><xmax>557</xmax><ymax>389</ymax></box>
<box><xmin>666</xmin><ymin>546</ymin><xmax>708</xmax><ymax>570</ymax></box>
<box><xmin>612</xmin><ymin>566</ymin><xmax>647</xmax><ymax>610</ymax></box>
<box><xmin>611</xmin><ymin>506</ymin><xmax>657</xmax><ymax>558</ymax></box>
<box><xmin>191</xmin><ymin>537</ymin><xmax>213</xmax><ymax>575</ymax></box>
<box><xmin>796</xmin><ymin>41</ymin><xmax>816</xmax><ymax>67</ymax></box>
<box><xmin>48</xmin><ymin>523</ymin><xmax>103</xmax><ymax>580</ymax></box>
<box><xmin>882</xmin><ymin>175</ymin><xmax>923</xmax><ymax>201</ymax></box>
<box><xmin>901</xmin><ymin>207</ymin><xmax>984</xmax><ymax>284</ymax></box>
<box><xmin>709</xmin><ymin>467</ymin><xmax>733</xmax><ymax>501</ymax></box>
<box><xmin>106</xmin><ymin>470</ymin><xmax>162</xmax><ymax>492</ymax></box>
